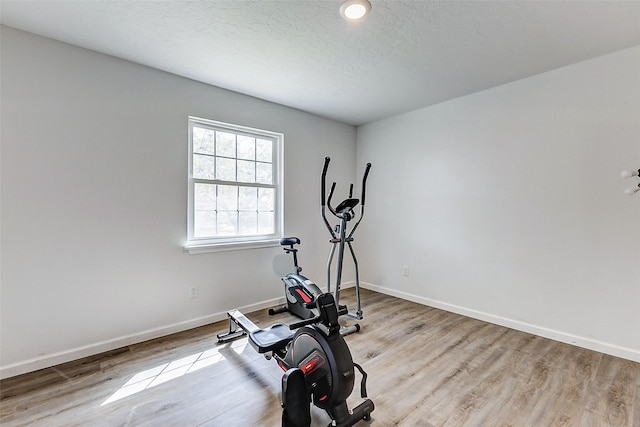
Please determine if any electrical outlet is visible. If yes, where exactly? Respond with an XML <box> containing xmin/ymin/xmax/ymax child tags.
<box><xmin>188</xmin><ymin>286</ymin><xmax>199</xmax><ymax>299</ymax></box>
<box><xmin>402</xmin><ymin>266</ymin><xmax>409</xmax><ymax>277</ymax></box>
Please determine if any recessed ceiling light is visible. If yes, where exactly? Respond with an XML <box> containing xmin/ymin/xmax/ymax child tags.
<box><xmin>339</xmin><ymin>0</ymin><xmax>372</xmax><ymax>21</ymax></box>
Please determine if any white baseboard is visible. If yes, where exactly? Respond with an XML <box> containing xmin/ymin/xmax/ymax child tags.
<box><xmin>0</xmin><ymin>282</ymin><xmax>362</xmax><ymax>380</ymax></box>
<box><xmin>0</xmin><ymin>296</ymin><xmax>284</xmax><ymax>380</ymax></box>
<box><xmin>7</xmin><ymin>280</ymin><xmax>635</xmax><ymax>379</ymax></box>
<box><xmin>361</xmin><ymin>282</ymin><xmax>640</xmax><ymax>363</ymax></box>
<box><xmin>340</xmin><ymin>280</ymin><xmax>355</xmax><ymax>289</ymax></box>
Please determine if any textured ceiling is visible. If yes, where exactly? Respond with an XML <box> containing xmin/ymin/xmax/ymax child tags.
<box><xmin>2</xmin><ymin>1</ymin><xmax>640</xmax><ymax>125</ymax></box>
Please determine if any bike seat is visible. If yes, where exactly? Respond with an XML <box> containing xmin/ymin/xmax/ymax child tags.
<box><xmin>249</xmin><ymin>323</ymin><xmax>295</xmax><ymax>353</ymax></box>
<box><xmin>280</xmin><ymin>237</ymin><xmax>300</xmax><ymax>246</ymax></box>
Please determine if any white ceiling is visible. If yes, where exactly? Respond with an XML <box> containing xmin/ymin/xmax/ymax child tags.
<box><xmin>2</xmin><ymin>1</ymin><xmax>640</xmax><ymax>126</ymax></box>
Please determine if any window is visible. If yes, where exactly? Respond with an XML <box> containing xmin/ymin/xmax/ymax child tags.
<box><xmin>186</xmin><ymin>117</ymin><xmax>283</xmax><ymax>252</ymax></box>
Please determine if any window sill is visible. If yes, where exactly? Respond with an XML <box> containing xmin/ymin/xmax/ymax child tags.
<box><xmin>184</xmin><ymin>239</ymin><xmax>281</xmax><ymax>254</ymax></box>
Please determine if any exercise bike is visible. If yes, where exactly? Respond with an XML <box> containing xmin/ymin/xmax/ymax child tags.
<box><xmin>270</xmin><ymin>157</ymin><xmax>371</xmax><ymax>332</ymax></box>
<box><xmin>217</xmin><ymin>293</ymin><xmax>375</xmax><ymax>427</ymax></box>
<box><xmin>268</xmin><ymin>236</ymin><xmax>324</xmax><ymax>321</ymax></box>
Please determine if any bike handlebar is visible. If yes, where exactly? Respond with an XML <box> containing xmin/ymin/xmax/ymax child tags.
<box><xmin>289</xmin><ymin>315</ymin><xmax>320</xmax><ymax>330</ymax></box>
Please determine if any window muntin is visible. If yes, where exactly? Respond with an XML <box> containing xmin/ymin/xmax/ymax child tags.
<box><xmin>187</xmin><ymin>117</ymin><xmax>283</xmax><ymax>250</ymax></box>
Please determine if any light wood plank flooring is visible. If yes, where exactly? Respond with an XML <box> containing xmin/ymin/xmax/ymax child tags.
<box><xmin>1</xmin><ymin>289</ymin><xmax>639</xmax><ymax>426</ymax></box>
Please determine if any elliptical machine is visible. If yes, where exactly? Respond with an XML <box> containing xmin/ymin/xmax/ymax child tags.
<box><xmin>218</xmin><ymin>293</ymin><xmax>375</xmax><ymax>427</ymax></box>
<box><xmin>322</xmin><ymin>157</ymin><xmax>371</xmax><ymax>322</ymax></box>
<box><xmin>270</xmin><ymin>157</ymin><xmax>371</xmax><ymax>333</ymax></box>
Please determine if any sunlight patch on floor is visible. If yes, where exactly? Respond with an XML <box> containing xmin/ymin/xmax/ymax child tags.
<box><xmin>102</xmin><ymin>340</ymin><xmax>248</xmax><ymax>405</ymax></box>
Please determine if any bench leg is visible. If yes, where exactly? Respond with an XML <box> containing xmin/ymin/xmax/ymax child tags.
<box><xmin>217</xmin><ymin>309</ymin><xmax>260</xmax><ymax>343</ymax></box>
<box><xmin>217</xmin><ymin>315</ymin><xmax>246</xmax><ymax>343</ymax></box>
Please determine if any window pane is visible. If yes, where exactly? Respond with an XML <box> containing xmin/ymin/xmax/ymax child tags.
<box><xmin>237</xmin><ymin>160</ymin><xmax>255</xmax><ymax>183</ymax></box>
<box><xmin>192</xmin><ymin>127</ymin><xmax>215</xmax><ymax>155</ymax></box>
<box><xmin>217</xmin><ymin>185</ymin><xmax>238</xmax><ymax>210</ymax></box>
<box><xmin>239</xmin><ymin>187</ymin><xmax>257</xmax><ymax>210</ymax></box>
<box><xmin>216</xmin><ymin>157</ymin><xmax>236</xmax><ymax>181</ymax></box>
<box><xmin>258</xmin><ymin>187</ymin><xmax>274</xmax><ymax>211</ymax></box>
<box><xmin>217</xmin><ymin>211</ymin><xmax>237</xmax><ymax>236</ymax></box>
<box><xmin>216</xmin><ymin>132</ymin><xmax>236</xmax><ymax>157</ymax></box>
<box><xmin>193</xmin><ymin>154</ymin><xmax>215</xmax><ymax>179</ymax></box>
<box><xmin>256</xmin><ymin>162</ymin><xmax>272</xmax><ymax>184</ymax></box>
<box><xmin>237</xmin><ymin>135</ymin><xmax>255</xmax><ymax>160</ymax></box>
<box><xmin>256</xmin><ymin>139</ymin><xmax>272</xmax><ymax>162</ymax></box>
<box><xmin>194</xmin><ymin>183</ymin><xmax>216</xmax><ymax>209</ymax></box>
<box><xmin>239</xmin><ymin>211</ymin><xmax>258</xmax><ymax>235</ymax></box>
<box><xmin>194</xmin><ymin>184</ymin><xmax>217</xmax><ymax>237</ymax></box>
<box><xmin>194</xmin><ymin>211</ymin><xmax>216</xmax><ymax>237</ymax></box>
<box><xmin>258</xmin><ymin>212</ymin><xmax>274</xmax><ymax>234</ymax></box>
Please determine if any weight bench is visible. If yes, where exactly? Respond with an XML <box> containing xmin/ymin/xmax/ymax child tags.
<box><xmin>217</xmin><ymin>309</ymin><xmax>295</xmax><ymax>354</ymax></box>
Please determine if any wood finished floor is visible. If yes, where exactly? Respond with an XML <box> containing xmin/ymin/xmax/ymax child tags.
<box><xmin>1</xmin><ymin>289</ymin><xmax>639</xmax><ymax>427</ymax></box>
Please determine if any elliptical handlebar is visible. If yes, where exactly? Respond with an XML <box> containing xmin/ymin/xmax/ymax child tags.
<box><xmin>348</xmin><ymin>162</ymin><xmax>372</xmax><ymax>239</ymax></box>
<box><xmin>361</xmin><ymin>163</ymin><xmax>371</xmax><ymax>206</ymax></box>
<box><xmin>321</xmin><ymin>157</ymin><xmax>372</xmax><ymax>238</ymax></box>
<box><xmin>321</xmin><ymin>157</ymin><xmax>335</xmax><ymax>237</ymax></box>
<box><xmin>321</xmin><ymin>156</ymin><xmax>330</xmax><ymax>208</ymax></box>
<box><xmin>321</xmin><ymin>157</ymin><xmax>338</xmax><ymax>228</ymax></box>
<box><xmin>327</xmin><ymin>182</ymin><xmax>338</xmax><ymax>217</ymax></box>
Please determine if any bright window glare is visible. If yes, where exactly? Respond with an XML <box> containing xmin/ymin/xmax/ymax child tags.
<box><xmin>101</xmin><ymin>341</ymin><xmax>248</xmax><ymax>405</ymax></box>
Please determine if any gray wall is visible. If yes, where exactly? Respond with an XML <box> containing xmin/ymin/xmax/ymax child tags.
<box><xmin>0</xmin><ymin>27</ymin><xmax>356</xmax><ymax>377</ymax></box>
<box><xmin>357</xmin><ymin>46</ymin><xmax>640</xmax><ymax>361</ymax></box>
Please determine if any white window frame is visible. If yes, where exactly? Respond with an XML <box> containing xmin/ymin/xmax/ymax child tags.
<box><xmin>185</xmin><ymin>116</ymin><xmax>284</xmax><ymax>254</ymax></box>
